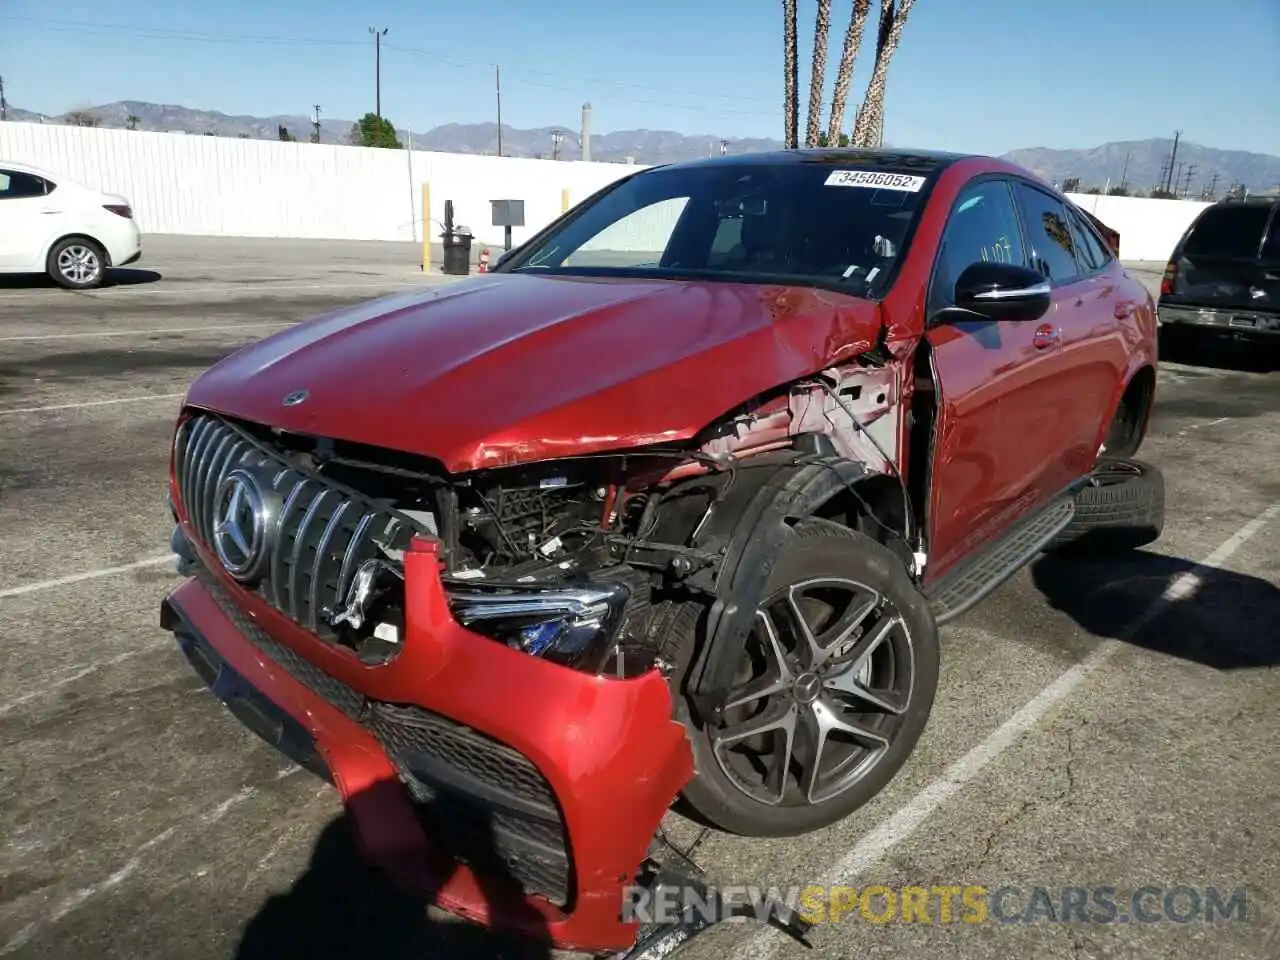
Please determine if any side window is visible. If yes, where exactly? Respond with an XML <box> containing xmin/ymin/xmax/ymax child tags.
<box><xmin>562</xmin><ymin>196</ymin><xmax>689</xmax><ymax>268</ymax></box>
<box><xmin>0</xmin><ymin>170</ymin><xmax>48</xmax><ymax>199</ymax></box>
<box><xmin>929</xmin><ymin>179</ymin><xmax>1026</xmax><ymax>313</ymax></box>
<box><xmin>1065</xmin><ymin>205</ymin><xmax>1108</xmax><ymax>273</ymax></box>
<box><xmin>1013</xmin><ymin>182</ymin><xmax>1079</xmax><ymax>284</ymax></box>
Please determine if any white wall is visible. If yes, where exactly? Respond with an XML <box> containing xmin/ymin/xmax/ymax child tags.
<box><xmin>1</xmin><ymin>121</ymin><xmax>1205</xmax><ymax>262</ymax></box>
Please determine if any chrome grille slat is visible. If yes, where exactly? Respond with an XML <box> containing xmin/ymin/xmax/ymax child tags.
<box><xmin>176</xmin><ymin>412</ymin><xmax>427</xmax><ymax>647</ymax></box>
<box><xmin>271</xmin><ymin>477</ymin><xmax>313</xmax><ymax>610</ymax></box>
<box><xmin>191</xmin><ymin>423</ymin><xmax>226</xmax><ymax>535</ymax></box>
<box><xmin>308</xmin><ymin>500</ymin><xmax>352</xmax><ymax>633</ymax></box>
<box><xmin>289</xmin><ymin>488</ymin><xmax>338</xmax><ymax>623</ymax></box>
<box><xmin>197</xmin><ymin>433</ymin><xmax>238</xmax><ymax>544</ymax></box>
<box><xmin>335</xmin><ymin>511</ymin><xmax>376</xmax><ymax>608</ymax></box>
<box><xmin>182</xmin><ymin>419</ymin><xmax>214</xmax><ymax>524</ymax></box>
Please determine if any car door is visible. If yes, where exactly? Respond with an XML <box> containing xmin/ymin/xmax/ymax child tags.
<box><xmin>923</xmin><ymin>176</ymin><xmax>1066</xmax><ymax>578</ymax></box>
<box><xmin>0</xmin><ymin>170</ymin><xmax>57</xmax><ymax>270</ymax></box>
<box><xmin>1010</xmin><ymin>181</ymin><xmax>1123</xmax><ymax>487</ymax></box>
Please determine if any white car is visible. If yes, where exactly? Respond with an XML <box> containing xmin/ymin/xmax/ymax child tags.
<box><xmin>0</xmin><ymin>160</ymin><xmax>142</xmax><ymax>290</ymax></box>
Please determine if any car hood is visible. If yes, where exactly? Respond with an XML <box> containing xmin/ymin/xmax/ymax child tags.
<box><xmin>185</xmin><ymin>273</ymin><xmax>882</xmax><ymax>473</ymax></box>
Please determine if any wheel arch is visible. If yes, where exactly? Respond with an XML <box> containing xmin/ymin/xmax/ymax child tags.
<box><xmin>43</xmin><ymin>232</ymin><xmax>112</xmax><ymax>268</ymax></box>
<box><xmin>676</xmin><ymin>447</ymin><xmax>916</xmax><ymax>724</ymax></box>
<box><xmin>1099</xmin><ymin>364</ymin><xmax>1157</xmax><ymax>460</ymax></box>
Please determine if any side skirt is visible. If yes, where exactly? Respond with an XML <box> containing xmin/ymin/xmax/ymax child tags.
<box><xmin>924</xmin><ymin>485</ymin><xmax>1082</xmax><ymax>626</ymax></box>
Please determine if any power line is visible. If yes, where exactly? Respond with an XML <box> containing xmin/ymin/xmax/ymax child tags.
<box><xmin>1</xmin><ymin>15</ymin><xmax>780</xmax><ymax>119</ymax></box>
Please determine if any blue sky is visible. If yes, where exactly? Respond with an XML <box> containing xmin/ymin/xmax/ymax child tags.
<box><xmin>2</xmin><ymin>0</ymin><xmax>1277</xmax><ymax>157</ymax></box>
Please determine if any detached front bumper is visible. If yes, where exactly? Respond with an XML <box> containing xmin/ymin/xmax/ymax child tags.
<box><xmin>161</xmin><ymin>532</ymin><xmax>695</xmax><ymax>954</ymax></box>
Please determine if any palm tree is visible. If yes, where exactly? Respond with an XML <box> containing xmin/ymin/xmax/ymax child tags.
<box><xmin>852</xmin><ymin>0</ymin><xmax>918</xmax><ymax>147</ymax></box>
<box><xmin>126</xmin><ymin>115</ymin><xmax>140</xmax><ymax>130</ymax></box>
<box><xmin>804</xmin><ymin>0</ymin><xmax>833</xmax><ymax>147</ymax></box>
<box><xmin>783</xmin><ymin>0</ymin><xmax>799</xmax><ymax>148</ymax></box>
<box><xmin>826</xmin><ymin>0</ymin><xmax>871</xmax><ymax>146</ymax></box>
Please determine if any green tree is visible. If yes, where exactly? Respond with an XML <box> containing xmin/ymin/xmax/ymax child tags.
<box><xmin>349</xmin><ymin>113</ymin><xmax>403</xmax><ymax>149</ymax></box>
<box><xmin>125</xmin><ymin>114</ymin><xmax>140</xmax><ymax>130</ymax></box>
<box><xmin>817</xmin><ymin>131</ymin><xmax>851</xmax><ymax>147</ymax></box>
<box><xmin>277</xmin><ymin>124</ymin><xmax>295</xmax><ymax>142</ymax></box>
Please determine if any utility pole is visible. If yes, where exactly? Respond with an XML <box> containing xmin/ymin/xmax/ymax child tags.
<box><xmin>311</xmin><ymin>104</ymin><xmax>321</xmax><ymax>144</ymax></box>
<box><xmin>1119</xmin><ymin>150</ymin><xmax>1131</xmax><ymax>191</ymax></box>
<box><xmin>1181</xmin><ymin>163</ymin><xmax>1197</xmax><ymax>198</ymax></box>
<box><xmin>550</xmin><ymin>130</ymin><xmax>564</xmax><ymax>160</ymax></box>
<box><xmin>495</xmin><ymin>65</ymin><xmax>503</xmax><ymax>157</ymax></box>
<box><xmin>1206</xmin><ymin>172</ymin><xmax>1220</xmax><ymax>200</ymax></box>
<box><xmin>369</xmin><ymin>27</ymin><xmax>388</xmax><ymax>118</ymax></box>
<box><xmin>1163</xmin><ymin>130</ymin><xmax>1182</xmax><ymax>194</ymax></box>
<box><xmin>0</xmin><ymin>75</ymin><xmax>7</xmax><ymax>121</ymax></box>
<box><xmin>719</xmin><ymin>139</ymin><xmax>729</xmax><ymax>156</ymax></box>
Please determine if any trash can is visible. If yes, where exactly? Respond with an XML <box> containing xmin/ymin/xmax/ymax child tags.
<box><xmin>441</xmin><ymin>227</ymin><xmax>473</xmax><ymax>276</ymax></box>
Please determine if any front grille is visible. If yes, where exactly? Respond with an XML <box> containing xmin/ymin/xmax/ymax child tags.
<box><xmin>189</xmin><ymin>558</ymin><xmax>573</xmax><ymax>906</ymax></box>
<box><xmin>174</xmin><ymin>412</ymin><xmax>417</xmax><ymax>645</ymax></box>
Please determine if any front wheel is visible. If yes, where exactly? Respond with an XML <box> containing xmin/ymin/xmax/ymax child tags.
<box><xmin>670</xmin><ymin>518</ymin><xmax>940</xmax><ymax>837</ymax></box>
<box><xmin>47</xmin><ymin>237</ymin><xmax>107</xmax><ymax>290</ymax></box>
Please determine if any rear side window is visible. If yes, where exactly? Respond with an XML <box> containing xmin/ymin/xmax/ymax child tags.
<box><xmin>1064</xmin><ymin>205</ymin><xmax>1109</xmax><ymax>273</ymax></box>
<box><xmin>0</xmin><ymin>170</ymin><xmax>50</xmax><ymax>199</ymax></box>
<box><xmin>1013</xmin><ymin>182</ymin><xmax>1079</xmax><ymax>283</ymax></box>
<box><xmin>1183</xmin><ymin>205</ymin><xmax>1269</xmax><ymax>259</ymax></box>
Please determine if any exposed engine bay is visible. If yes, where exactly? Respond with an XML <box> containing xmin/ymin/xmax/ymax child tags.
<box><xmin>241</xmin><ymin>357</ymin><xmax>907</xmax><ymax>680</ymax></box>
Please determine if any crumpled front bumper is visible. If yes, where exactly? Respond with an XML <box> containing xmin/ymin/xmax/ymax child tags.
<box><xmin>161</xmin><ymin>531</ymin><xmax>695</xmax><ymax>954</ymax></box>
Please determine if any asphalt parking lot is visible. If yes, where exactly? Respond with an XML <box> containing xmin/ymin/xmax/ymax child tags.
<box><xmin>0</xmin><ymin>238</ymin><xmax>1277</xmax><ymax>960</ymax></box>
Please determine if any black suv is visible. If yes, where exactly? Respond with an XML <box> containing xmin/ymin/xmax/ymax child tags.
<box><xmin>1158</xmin><ymin>195</ymin><xmax>1279</xmax><ymax>347</ymax></box>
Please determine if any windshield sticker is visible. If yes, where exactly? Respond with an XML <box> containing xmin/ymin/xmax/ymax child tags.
<box><xmin>825</xmin><ymin>170</ymin><xmax>926</xmax><ymax>192</ymax></box>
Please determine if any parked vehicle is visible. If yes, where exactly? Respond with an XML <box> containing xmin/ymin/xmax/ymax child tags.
<box><xmin>161</xmin><ymin>148</ymin><xmax>1163</xmax><ymax>957</ymax></box>
<box><xmin>0</xmin><ymin>160</ymin><xmax>141</xmax><ymax>289</ymax></box>
<box><xmin>1158</xmin><ymin>194</ymin><xmax>1279</xmax><ymax>348</ymax></box>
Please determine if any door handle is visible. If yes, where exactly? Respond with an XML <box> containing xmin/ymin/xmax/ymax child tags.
<box><xmin>1032</xmin><ymin>324</ymin><xmax>1060</xmax><ymax>349</ymax></box>
<box><xmin>39</xmin><ymin>208</ymin><xmax>62</xmax><ymax>215</ymax></box>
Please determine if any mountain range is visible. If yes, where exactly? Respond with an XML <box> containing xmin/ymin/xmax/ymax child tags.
<box><xmin>6</xmin><ymin>100</ymin><xmax>1280</xmax><ymax>193</ymax></box>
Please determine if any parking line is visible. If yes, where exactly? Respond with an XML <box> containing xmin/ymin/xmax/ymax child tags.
<box><xmin>0</xmin><ymin>555</ymin><xmax>174</xmax><ymax>601</ymax></box>
<box><xmin>744</xmin><ymin>501</ymin><xmax>1279</xmax><ymax>959</ymax></box>
<box><xmin>0</xmin><ymin>322</ymin><xmax>292</xmax><ymax>343</ymax></box>
<box><xmin>0</xmin><ymin>394</ymin><xmax>184</xmax><ymax>417</ymax></box>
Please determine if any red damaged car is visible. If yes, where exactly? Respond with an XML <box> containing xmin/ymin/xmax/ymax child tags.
<box><xmin>162</xmin><ymin>148</ymin><xmax>1163</xmax><ymax>957</ymax></box>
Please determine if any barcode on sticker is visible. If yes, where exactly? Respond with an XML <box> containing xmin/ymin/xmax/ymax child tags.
<box><xmin>825</xmin><ymin>170</ymin><xmax>926</xmax><ymax>191</ymax></box>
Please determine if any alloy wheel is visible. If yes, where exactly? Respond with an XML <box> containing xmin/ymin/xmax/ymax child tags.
<box><xmin>710</xmin><ymin>576</ymin><xmax>916</xmax><ymax>807</ymax></box>
<box><xmin>57</xmin><ymin>245</ymin><xmax>101</xmax><ymax>286</ymax></box>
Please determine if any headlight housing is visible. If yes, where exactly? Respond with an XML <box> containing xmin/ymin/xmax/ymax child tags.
<box><xmin>448</xmin><ymin>580</ymin><xmax>632</xmax><ymax>670</ymax></box>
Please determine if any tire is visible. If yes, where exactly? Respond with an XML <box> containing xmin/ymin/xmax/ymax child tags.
<box><xmin>664</xmin><ymin>517</ymin><xmax>940</xmax><ymax>838</ymax></box>
<box><xmin>1048</xmin><ymin>457</ymin><xmax>1164</xmax><ymax>555</ymax></box>
<box><xmin>47</xmin><ymin>237</ymin><xmax>107</xmax><ymax>290</ymax></box>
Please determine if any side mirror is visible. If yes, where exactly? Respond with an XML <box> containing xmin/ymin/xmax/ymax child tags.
<box><xmin>952</xmin><ymin>262</ymin><xmax>1052</xmax><ymax>323</ymax></box>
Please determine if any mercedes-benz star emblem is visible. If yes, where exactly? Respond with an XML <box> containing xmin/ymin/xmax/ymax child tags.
<box><xmin>212</xmin><ymin>468</ymin><xmax>273</xmax><ymax>583</ymax></box>
<box><xmin>282</xmin><ymin>389</ymin><xmax>309</xmax><ymax>407</ymax></box>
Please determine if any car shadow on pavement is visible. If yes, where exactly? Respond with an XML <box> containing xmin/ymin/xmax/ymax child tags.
<box><xmin>1159</xmin><ymin>337</ymin><xmax>1280</xmax><ymax>373</ymax></box>
<box><xmin>1031</xmin><ymin>549</ymin><xmax>1280</xmax><ymax>669</ymax></box>
<box><xmin>0</xmin><ymin>268</ymin><xmax>162</xmax><ymax>289</ymax></box>
<box><xmin>234</xmin><ymin>778</ymin><xmax>554</xmax><ymax>960</ymax></box>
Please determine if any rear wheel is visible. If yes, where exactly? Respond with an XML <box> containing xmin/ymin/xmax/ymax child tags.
<box><xmin>1049</xmin><ymin>457</ymin><xmax>1164</xmax><ymax>555</ymax></box>
<box><xmin>668</xmin><ymin>518</ymin><xmax>939</xmax><ymax>837</ymax></box>
<box><xmin>48</xmin><ymin>237</ymin><xmax>107</xmax><ymax>290</ymax></box>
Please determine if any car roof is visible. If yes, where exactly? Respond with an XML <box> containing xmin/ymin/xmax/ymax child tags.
<box><xmin>653</xmin><ymin>146</ymin><xmax>975</xmax><ymax>176</ymax></box>
<box><xmin>0</xmin><ymin>159</ymin><xmax>56</xmax><ymax>177</ymax></box>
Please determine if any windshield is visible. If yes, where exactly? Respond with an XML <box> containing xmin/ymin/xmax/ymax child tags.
<box><xmin>502</xmin><ymin>161</ymin><xmax>934</xmax><ymax>298</ymax></box>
